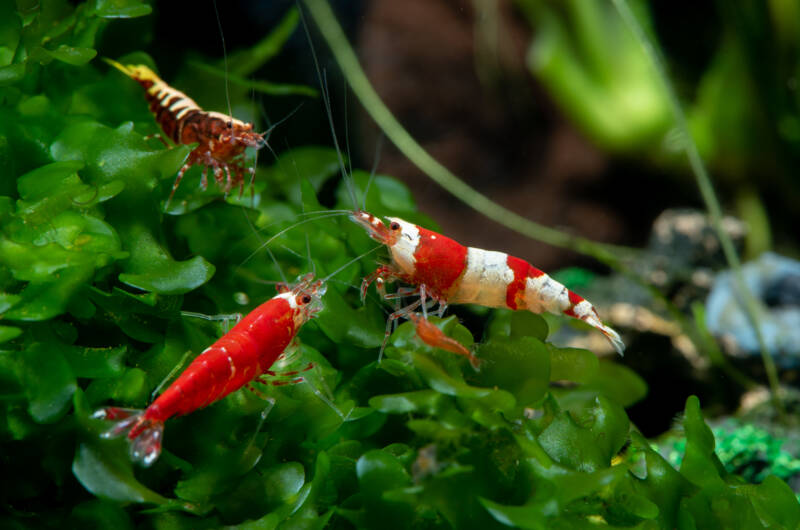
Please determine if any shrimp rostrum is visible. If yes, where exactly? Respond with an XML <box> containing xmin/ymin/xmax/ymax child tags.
<box><xmin>350</xmin><ymin>211</ymin><xmax>625</xmax><ymax>357</ymax></box>
<box><xmin>93</xmin><ymin>274</ymin><xmax>326</xmax><ymax>466</ymax></box>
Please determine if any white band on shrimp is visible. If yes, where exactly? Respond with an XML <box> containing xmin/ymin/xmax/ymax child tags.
<box><xmin>449</xmin><ymin>248</ymin><xmax>512</xmax><ymax>307</ymax></box>
<box><xmin>524</xmin><ymin>274</ymin><xmax>570</xmax><ymax>314</ymax></box>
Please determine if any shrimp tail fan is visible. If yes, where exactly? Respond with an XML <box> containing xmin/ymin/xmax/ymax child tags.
<box><xmin>92</xmin><ymin>407</ymin><xmax>164</xmax><ymax>467</ymax></box>
<box><xmin>590</xmin><ymin>318</ymin><xmax>626</xmax><ymax>356</ymax></box>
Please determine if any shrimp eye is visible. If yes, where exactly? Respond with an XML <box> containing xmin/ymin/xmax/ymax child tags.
<box><xmin>390</xmin><ymin>222</ymin><xmax>400</xmax><ymax>231</ymax></box>
<box><xmin>226</xmin><ymin>121</ymin><xmax>233</xmax><ymax>128</ymax></box>
<box><xmin>301</xmin><ymin>295</ymin><xmax>311</xmax><ymax>304</ymax></box>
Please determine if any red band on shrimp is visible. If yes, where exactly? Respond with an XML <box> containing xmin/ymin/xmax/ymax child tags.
<box><xmin>568</xmin><ymin>291</ymin><xmax>584</xmax><ymax>305</ymax></box>
<box><xmin>412</xmin><ymin>227</ymin><xmax>468</xmax><ymax>296</ymax></box>
<box><xmin>506</xmin><ymin>257</ymin><xmax>546</xmax><ymax>310</ymax></box>
<box><xmin>563</xmin><ymin>291</ymin><xmax>585</xmax><ymax>317</ymax></box>
<box><xmin>505</xmin><ymin>256</ymin><xmax>530</xmax><ymax>310</ymax></box>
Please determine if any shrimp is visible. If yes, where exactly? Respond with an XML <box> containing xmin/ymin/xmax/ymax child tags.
<box><xmin>93</xmin><ymin>274</ymin><xmax>326</xmax><ymax>466</ymax></box>
<box><xmin>294</xmin><ymin>6</ymin><xmax>623</xmax><ymax>362</ymax></box>
<box><xmin>104</xmin><ymin>58</ymin><xmax>266</xmax><ymax>203</ymax></box>
<box><xmin>350</xmin><ymin>211</ymin><xmax>626</xmax><ymax>357</ymax></box>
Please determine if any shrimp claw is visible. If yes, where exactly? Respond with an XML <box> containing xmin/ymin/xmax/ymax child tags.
<box><xmin>408</xmin><ymin>313</ymin><xmax>481</xmax><ymax>370</ymax></box>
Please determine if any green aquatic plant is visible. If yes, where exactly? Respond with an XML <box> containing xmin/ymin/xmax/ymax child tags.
<box><xmin>0</xmin><ymin>1</ymin><xmax>798</xmax><ymax>528</ymax></box>
<box><xmin>517</xmin><ymin>0</ymin><xmax>673</xmax><ymax>152</ymax></box>
<box><xmin>662</xmin><ymin>419</ymin><xmax>800</xmax><ymax>492</ymax></box>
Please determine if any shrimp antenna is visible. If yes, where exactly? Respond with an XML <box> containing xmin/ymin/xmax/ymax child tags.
<box><xmin>343</xmin><ymin>78</ymin><xmax>355</xmax><ymax>192</ymax></box>
<box><xmin>254</xmin><ymin>102</ymin><xmax>298</xmax><ymax>186</ymax></box>
<box><xmin>150</xmin><ymin>351</ymin><xmax>192</xmax><ymax>402</ymax></box>
<box><xmin>363</xmin><ymin>133</ymin><xmax>384</xmax><ymax>211</ymax></box>
<box><xmin>238</xmin><ymin>211</ymin><xmax>352</xmax><ymax>267</ymax></box>
<box><xmin>211</xmin><ymin>0</ymin><xmax>234</xmax><ymax>122</ymax></box>
<box><xmin>260</xmin><ymin>103</ymin><xmax>304</xmax><ymax>141</ymax></box>
<box><xmin>252</xmin><ymin>209</ymin><xmax>358</xmax><ymax>240</ymax></box>
<box><xmin>305</xmin><ymin>231</ymin><xmax>316</xmax><ymax>277</ymax></box>
<box><xmin>297</xmin><ymin>1</ymin><xmax>359</xmax><ymax>210</ymax></box>
<box><xmin>264</xmin><ymin>246</ymin><xmax>288</xmax><ymax>287</ymax></box>
<box><xmin>248</xmin><ymin>90</ymin><xmax>260</xmax><ymax>206</ymax></box>
<box><xmin>322</xmin><ymin>244</ymin><xmax>382</xmax><ymax>283</ymax></box>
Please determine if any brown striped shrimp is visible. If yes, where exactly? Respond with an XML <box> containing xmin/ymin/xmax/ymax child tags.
<box><xmin>105</xmin><ymin>58</ymin><xmax>267</xmax><ymax>203</ymax></box>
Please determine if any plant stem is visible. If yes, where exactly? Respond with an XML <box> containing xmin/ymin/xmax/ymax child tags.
<box><xmin>302</xmin><ymin>0</ymin><xmax>637</xmax><ymax>269</ymax></box>
<box><xmin>611</xmin><ymin>0</ymin><xmax>784</xmax><ymax>418</ymax></box>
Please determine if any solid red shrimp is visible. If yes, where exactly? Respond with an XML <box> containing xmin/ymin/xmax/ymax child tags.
<box><xmin>104</xmin><ymin>59</ymin><xmax>266</xmax><ymax>202</ymax></box>
<box><xmin>93</xmin><ymin>274</ymin><xmax>326</xmax><ymax>466</ymax></box>
<box><xmin>350</xmin><ymin>211</ymin><xmax>626</xmax><ymax>356</ymax></box>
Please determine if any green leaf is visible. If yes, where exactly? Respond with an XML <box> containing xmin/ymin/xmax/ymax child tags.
<box><xmin>357</xmin><ymin>449</ymin><xmax>413</xmax><ymax>529</ymax></box>
<box><xmin>228</xmin><ymin>7</ymin><xmax>300</xmax><ymax>77</ymax></box>
<box><xmin>547</xmin><ymin>344</ymin><xmax>599</xmax><ymax>383</ymax></box>
<box><xmin>0</xmin><ymin>63</ymin><xmax>25</xmax><ymax>85</ymax></box>
<box><xmin>411</xmin><ymin>351</ymin><xmax>515</xmax><ymax>411</ymax></box>
<box><xmin>523</xmin><ymin>0</ymin><xmax>672</xmax><ymax>151</ymax></box>
<box><xmin>269</xmin><ymin>147</ymin><xmax>341</xmax><ymax>206</ymax></box>
<box><xmin>34</xmin><ymin>44</ymin><xmax>97</xmax><ymax>65</ymax></box>
<box><xmin>357</xmin><ymin>450</ymin><xmax>409</xmax><ymax>490</ymax></box>
<box><xmin>537</xmin><ymin>396</ymin><xmax>629</xmax><ymax>472</ymax></box>
<box><xmin>0</xmin><ymin>293</ymin><xmax>21</xmax><ymax>314</ymax></box>
<box><xmin>745</xmin><ymin>475</ymin><xmax>800</xmax><ymax>528</ymax></box>
<box><xmin>72</xmin><ymin>442</ymin><xmax>168</xmax><ymax>504</ymax></box>
<box><xmin>91</xmin><ymin>0</ymin><xmax>152</xmax><ymax>18</ymax></box>
<box><xmin>555</xmin><ymin>360</ymin><xmax>647</xmax><ymax>408</ymax></box>
<box><xmin>62</xmin><ymin>344</ymin><xmax>126</xmax><ymax>378</ymax></box>
<box><xmin>486</xmin><ymin>309</ymin><xmax>549</xmax><ymax>342</ymax></box>
<box><xmin>474</xmin><ymin>336</ymin><xmax>550</xmax><ymax>405</ymax></box>
<box><xmin>17</xmin><ymin>342</ymin><xmax>76</xmax><ymax>422</ymax></box>
<box><xmin>480</xmin><ymin>497</ymin><xmax>547</xmax><ymax>529</ymax></box>
<box><xmin>187</xmin><ymin>62</ymin><xmax>317</xmax><ymax>98</ymax></box>
<box><xmin>509</xmin><ymin>311</ymin><xmax>549</xmax><ymax>341</ymax></box>
<box><xmin>85</xmin><ymin>367</ymin><xmax>148</xmax><ymax>405</ymax></box>
<box><xmin>261</xmin><ymin>462</ymin><xmax>306</xmax><ymax>506</ymax></box>
<box><xmin>629</xmin><ymin>431</ymin><xmax>696</xmax><ymax>529</ymax></box>
<box><xmin>0</xmin><ymin>2</ymin><xmax>21</xmax><ymax>67</ymax></box>
<box><xmin>118</xmin><ymin>222</ymin><xmax>215</xmax><ymax>295</ymax></box>
<box><xmin>3</xmin><ymin>264</ymin><xmax>94</xmax><ymax>321</ymax></box>
<box><xmin>68</xmin><ymin>499</ymin><xmax>134</xmax><ymax>530</ymax></box>
<box><xmin>335</xmin><ymin>171</ymin><xmax>418</xmax><ymax>216</ymax></box>
<box><xmin>315</xmin><ymin>285</ymin><xmax>383</xmax><ymax>348</ymax></box>
<box><xmin>680</xmin><ymin>395</ymin><xmax>726</xmax><ymax>488</ymax></box>
<box><xmin>119</xmin><ymin>256</ymin><xmax>215</xmax><ymax>295</ymax></box>
<box><xmin>51</xmin><ymin>121</ymin><xmax>189</xmax><ymax>190</ymax></box>
<box><xmin>368</xmin><ymin>389</ymin><xmax>444</xmax><ymax>415</ymax></box>
<box><xmin>88</xmin><ymin>287</ymin><xmax>180</xmax><ymax>343</ymax></box>
<box><xmin>0</xmin><ymin>325</ymin><xmax>22</xmax><ymax>343</ymax></box>
<box><xmin>16</xmin><ymin>160</ymin><xmax>85</xmax><ymax>198</ymax></box>
<box><xmin>609</xmin><ymin>490</ymin><xmax>659</xmax><ymax>522</ymax></box>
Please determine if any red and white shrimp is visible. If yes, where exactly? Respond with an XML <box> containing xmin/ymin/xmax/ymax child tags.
<box><xmin>350</xmin><ymin>211</ymin><xmax>625</xmax><ymax>357</ymax></box>
<box><xmin>104</xmin><ymin>59</ymin><xmax>266</xmax><ymax>202</ymax></box>
<box><xmin>295</xmin><ymin>10</ymin><xmax>622</xmax><ymax>360</ymax></box>
<box><xmin>93</xmin><ymin>274</ymin><xmax>326</xmax><ymax>466</ymax></box>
